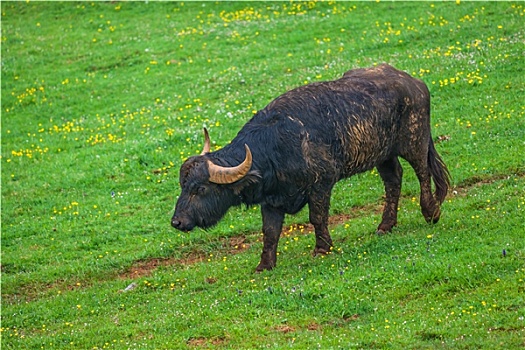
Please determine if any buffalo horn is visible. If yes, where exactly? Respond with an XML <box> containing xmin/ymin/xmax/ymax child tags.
<box><xmin>207</xmin><ymin>144</ymin><xmax>252</xmax><ymax>184</ymax></box>
<box><xmin>201</xmin><ymin>128</ymin><xmax>211</xmax><ymax>155</ymax></box>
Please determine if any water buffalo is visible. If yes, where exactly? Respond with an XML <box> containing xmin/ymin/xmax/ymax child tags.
<box><xmin>171</xmin><ymin>64</ymin><xmax>451</xmax><ymax>272</ymax></box>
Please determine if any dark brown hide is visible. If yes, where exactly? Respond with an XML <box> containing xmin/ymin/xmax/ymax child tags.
<box><xmin>171</xmin><ymin>64</ymin><xmax>451</xmax><ymax>272</ymax></box>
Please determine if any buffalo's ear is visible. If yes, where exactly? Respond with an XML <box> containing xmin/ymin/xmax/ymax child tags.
<box><xmin>228</xmin><ymin>170</ymin><xmax>261</xmax><ymax>195</ymax></box>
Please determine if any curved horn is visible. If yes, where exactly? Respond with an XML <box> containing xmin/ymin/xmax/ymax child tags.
<box><xmin>207</xmin><ymin>144</ymin><xmax>252</xmax><ymax>184</ymax></box>
<box><xmin>201</xmin><ymin>128</ymin><xmax>211</xmax><ymax>155</ymax></box>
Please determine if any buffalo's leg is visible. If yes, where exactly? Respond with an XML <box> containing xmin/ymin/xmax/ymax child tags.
<box><xmin>308</xmin><ymin>184</ymin><xmax>334</xmax><ymax>255</ymax></box>
<box><xmin>376</xmin><ymin>157</ymin><xmax>403</xmax><ymax>234</ymax></box>
<box><xmin>256</xmin><ymin>204</ymin><xmax>285</xmax><ymax>272</ymax></box>
<box><xmin>406</xmin><ymin>156</ymin><xmax>441</xmax><ymax>223</ymax></box>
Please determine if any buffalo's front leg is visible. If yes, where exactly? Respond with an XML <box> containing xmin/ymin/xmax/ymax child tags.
<box><xmin>308</xmin><ymin>184</ymin><xmax>334</xmax><ymax>255</ymax></box>
<box><xmin>376</xmin><ymin>157</ymin><xmax>403</xmax><ymax>234</ymax></box>
<box><xmin>256</xmin><ymin>204</ymin><xmax>285</xmax><ymax>272</ymax></box>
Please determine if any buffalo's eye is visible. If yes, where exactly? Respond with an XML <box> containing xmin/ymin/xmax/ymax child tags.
<box><xmin>197</xmin><ymin>186</ymin><xmax>207</xmax><ymax>194</ymax></box>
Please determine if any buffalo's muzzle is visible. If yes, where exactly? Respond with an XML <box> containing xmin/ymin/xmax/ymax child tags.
<box><xmin>171</xmin><ymin>216</ymin><xmax>194</xmax><ymax>232</ymax></box>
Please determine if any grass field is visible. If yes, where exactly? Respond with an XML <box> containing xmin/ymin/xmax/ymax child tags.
<box><xmin>1</xmin><ymin>1</ymin><xmax>524</xmax><ymax>349</ymax></box>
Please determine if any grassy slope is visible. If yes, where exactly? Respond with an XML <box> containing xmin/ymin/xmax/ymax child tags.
<box><xmin>1</xmin><ymin>1</ymin><xmax>524</xmax><ymax>349</ymax></box>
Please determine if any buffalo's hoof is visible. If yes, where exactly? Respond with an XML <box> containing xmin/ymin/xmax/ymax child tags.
<box><xmin>426</xmin><ymin>214</ymin><xmax>440</xmax><ymax>224</ymax></box>
<box><xmin>376</xmin><ymin>221</ymin><xmax>396</xmax><ymax>235</ymax></box>
<box><xmin>423</xmin><ymin>208</ymin><xmax>441</xmax><ymax>224</ymax></box>
<box><xmin>255</xmin><ymin>263</ymin><xmax>274</xmax><ymax>273</ymax></box>
<box><xmin>313</xmin><ymin>247</ymin><xmax>331</xmax><ymax>256</ymax></box>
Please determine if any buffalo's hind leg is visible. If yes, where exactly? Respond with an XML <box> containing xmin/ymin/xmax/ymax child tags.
<box><xmin>376</xmin><ymin>157</ymin><xmax>403</xmax><ymax>234</ymax></box>
<box><xmin>256</xmin><ymin>204</ymin><xmax>285</xmax><ymax>272</ymax></box>
<box><xmin>405</xmin><ymin>155</ymin><xmax>441</xmax><ymax>224</ymax></box>
<box><xmin>308</xmin><ymin>183</ymin><xmax>334</xmax><ymax>255</ymax></box>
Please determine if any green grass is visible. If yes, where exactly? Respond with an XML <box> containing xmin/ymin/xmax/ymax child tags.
<box><xmin>2</xmin><ymin>1</ymin><xmax>524</xmax><ymax>349</ymax></box>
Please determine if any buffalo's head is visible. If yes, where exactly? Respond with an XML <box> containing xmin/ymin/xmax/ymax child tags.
<box><xmin>171</xmin><ymin>129</ymin><xmax>258</xmax><ymax>231</ymax></box>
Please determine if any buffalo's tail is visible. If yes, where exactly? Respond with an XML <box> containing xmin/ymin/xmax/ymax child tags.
<box><xmin>428</xmin><ymin>139</ymin><xmax>451</xmax><ymax>204</ymax></box>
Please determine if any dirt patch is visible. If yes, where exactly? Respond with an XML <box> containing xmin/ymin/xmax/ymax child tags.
<box><xmin>282</xmin><ymin>203</ymin><xmax>383</xmax><ymax>237</ymax></box>
<box><xmin>205</xmin><ymin>277</ymin><xmax>218</xmax><ymax>284</ymax></box>
<box><xmin>119</xmin><ymin>253</ymin><xmax>207</xmax><ymax>280</ymax></box>
<box><xmin>342</xmin><ymin>313</ymin><xmax>360</xmax><ymax>322</ymax></box>
<box><xmin>120</xmin><ymin>257</ymin><xmax>189</xmax><ymax>280</ymax></box>
<box><xmin>187</xmin><ymin>337</ymin><xmax>227</xmax><ymax>347</ymax></box>
<box><xmin>307</xmin><ymin>322</ymin><xmax>322</xmax><ymax>331</ymax></box>
<box><xmin>3</xmin><ymin>278</ymin><xmax>93</xmax><ymax>305</ymax></box>
<box><xmin>273</xmin><ymin>325</ymin><xmax>296</xmax><ymax>333</ymax></box>
<box><xmin>228</xmin><ymin>235</ymin><xmax>250</xmax><ymax>252</ymax></box>
<box><xmin>118</xmin><ymin>235</ymin><xmax>251</xmax><ymax>280</ymax></box>
<box><xmin>488</xmin><ymin>326</ymin><xmax>525</xmax><ymax>333</ymax></box>
<box><xmin>455</xmin><ymin>170</ymin><xmax>524</xmax><ymax>188</ymax></box>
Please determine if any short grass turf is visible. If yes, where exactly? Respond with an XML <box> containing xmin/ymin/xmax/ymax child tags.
<box><xmin>1</xmin><ymin>1</ymin><xmax>524</xmax><ymax>349</ymax></box>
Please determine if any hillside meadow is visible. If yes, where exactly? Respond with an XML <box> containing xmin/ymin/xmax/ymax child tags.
<box><xmin>1</xmin><ymin>1</ymin><xmax>524</xmax><ymax>349</ymax></box>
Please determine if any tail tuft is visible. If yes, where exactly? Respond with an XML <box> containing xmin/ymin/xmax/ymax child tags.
<box><xmin>428</xmin><ymin>140</ymin><xmax>451</xmax><ymax>204</ymax></box>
